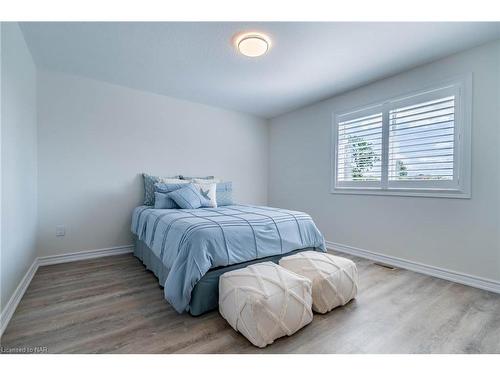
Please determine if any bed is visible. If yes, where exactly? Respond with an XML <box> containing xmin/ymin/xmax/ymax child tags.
<box><xmin>131</xmin><ymin>204</ymin><xmax>326</xmax><ymax>315</ymax></box>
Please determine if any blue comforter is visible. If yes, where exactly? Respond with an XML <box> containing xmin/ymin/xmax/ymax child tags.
<box><xmin>131</xmin><ymin>204</ymin><xmax>326</xmax><ymax>313</ymax></box>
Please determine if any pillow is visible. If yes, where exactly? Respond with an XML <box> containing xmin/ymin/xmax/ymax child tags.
<box><xmin>154</xmin><ymin>182</ymin><xmax>189</xmax><ymax>194</ymax></box>
<box><xmin>154</xmin><ymin>192</ymin><xmax>177</xmax><ymax>209</ymax></box>
<box><xmin>192</xmin><ymin>180</ymin><xmax>217</xmax><ymax>208</ymax></box>
<box><xmin>179</xmin><ymin>175</ymin><xmax>217</xmax><ymax>181</ymax></box>
<box><xmin>142</xmin><ymin>173</ymin><xmax>180</xmax><ymax>206</ymax></box>
<box><xmin>216</xmin><ymin>181</ymin><xmax>233</xmax><ymax>206</ymax></box>
<box><xmin>154</xmin><ymin>182</ymin><xmax>189</xmax><ymax>208</ymax></box>
<box><xmin>160</xmin><ymin>177</ymin><xmax>186</xmax><ymax>184</ymax></box>
<box><xmin>166</xmin><ymin>184</ymin><xmax>211</xmax><ymax>209</ymax></box>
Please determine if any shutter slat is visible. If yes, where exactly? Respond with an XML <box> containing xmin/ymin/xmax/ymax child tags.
<box><xmin>396</xmin><ymin>166</ymin><xmax>454</xmax><ymax>172</ymax></box>
<box><xmin>389</xmin><ymin>123</ymin><xmax>454</xmax><ymax>139</ymax></box>
<box><xmin>339</xmin><ymin>113</ymin><xmax>382</xmax><ymax>126</ymax></box>
<box><xmin>393</xmin><ymin>133</ymin><xmax>453</xmax><ymax>145</ymax></box>
<box><xmin>392</xmin><ymin>160</ymin><xmax>453</xmax><ymax>167</ymax></box>
<box><xmin>390</xmin><ymin>175</ymin><xmax>453</xmax><ymax>180</ymax></box>
<box><xmin>340</xmin><ymin>123</ymin><xmax>385</xmax><ymax>136</ymax></box>
<box><xmin>337</xmin><ymin>153</ymin><xmax>383</xmax><ymax>161</ymax></box>
<box><xmin>391</xmin><ymin>146</ymin><xmax>454</xmax><ymax>155</ymax></box>
<box><xmin>340</xmin><ymin>127</ymin><xmax>384</xmax><ymax>138</ymax></box>
<box><xmin>339</xmin><ymin>131</ymin><xmax>384</xmax><ymax>141</ymax></box>
<box><xmin>391</xmin><ymin>139</ymin><xmax>453</xmax><ymax>151</ymax></box>
<box><xmin>391</xmin><ymin>104</ymin><xmax>454</xmax><ymax>121</ymax></box>
<box><xmin>389</xmin><ymin>128</ymin><xmax>454</xmax><ymax>143</ymax></box>
<box><xmin>391</xmin><ymin>96</ymin><xmax>454</xmax><ymax>113</ymax></box>
<box><xmin>391</xmin><ymin>113</ymin><xmax>454</xmax><ymax>127</ymax></box>
<box><xmin>388</xmin><ymin>154</ymin><xmax>454</xmax><ymax>162</ymax></box>
<box><xmin>337</xmin><ymin>145</ymin><xmax>382</xmax><ymax>154</ymax></box>
<box><xmin>338</xmin><ymin>177</ymin><xmax>381</xmax><ymax>181</ymax></box>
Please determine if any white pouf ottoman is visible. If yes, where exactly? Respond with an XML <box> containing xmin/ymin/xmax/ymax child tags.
<box><xmin>279</xmin><ymin>251</ymin><xmax>358</xmax><ymax>314</ymax></box>
<box><xmin>219</xmin><ymin>262</ymin><xmax>313</xmax><ymax>348</ymax></box>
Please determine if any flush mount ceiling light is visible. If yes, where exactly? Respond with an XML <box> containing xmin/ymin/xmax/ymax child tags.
<box><xmin>235</xmin><ymin>32</ymin><xmax>271</xmax><ymax>57</ymax></box>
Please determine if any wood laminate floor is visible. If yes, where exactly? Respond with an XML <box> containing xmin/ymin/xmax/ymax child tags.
<box><xmin>1</xmin><ymin>252</ymin><xmax>499</xmax><ymax>354</ymax></box>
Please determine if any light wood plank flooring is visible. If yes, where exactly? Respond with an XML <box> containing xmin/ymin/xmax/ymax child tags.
<box><xmin>1</xmin><ymin>252</ymin><xmax>499</xmax><ymax>353</ymax></box>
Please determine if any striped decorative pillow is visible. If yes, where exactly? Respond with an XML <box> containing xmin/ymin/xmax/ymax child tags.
<box><xmin>154</xmin><ymin>192</ymin><xmax>177</xmax><ymax>209</ymax></box>
<box><xmin>153</xmin><ymin>182</ymin><xmax>189</xmax><ymax>208</ymax></box>
<box><xmin>166</xmin><ymin>184</ymin><xmax>211</xmax><ymax>209</ymax></box>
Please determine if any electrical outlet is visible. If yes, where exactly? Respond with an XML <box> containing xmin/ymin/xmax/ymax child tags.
<box><xmin>56</xmin><ymin>225</ymin><xmax>66</xmax><ymax>237</ymax></box>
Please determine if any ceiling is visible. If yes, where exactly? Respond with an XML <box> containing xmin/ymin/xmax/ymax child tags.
<box><xmin>20</xmin><ymin>22</ymin><xmax>500</xmax><ymax>118</ymax></box>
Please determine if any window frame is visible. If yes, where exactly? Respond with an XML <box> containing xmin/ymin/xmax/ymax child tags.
<box><xmin>331</xmin><ymin>74</ymin><xmax>472</xmax><ymax>199</ymax></box>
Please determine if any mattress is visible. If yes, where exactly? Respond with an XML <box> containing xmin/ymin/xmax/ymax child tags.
<box><xmin>134</xmin><ymin>236</ymin><xmax>316</xmax><ymax>316</ymax></box>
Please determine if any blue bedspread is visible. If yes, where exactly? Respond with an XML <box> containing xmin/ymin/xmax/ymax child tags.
<box><xmin>131</xmin><ymin>204</ymin><xmax>326</xmax><ymax>313</ymax></box>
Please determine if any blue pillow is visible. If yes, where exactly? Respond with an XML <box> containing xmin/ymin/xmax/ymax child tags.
<box><xmin>166</xmin><ymin>184</ymin><xmax>211</xmax><ymax>209</ymax></box>
<box><xmin>155</xmin><ymin>182</ymin><xmax>187</xmax><ymax>194</ymax></box>
<box><xmin>154</xmin><ymin>182</ymin><xmax>188</xmax><ymax>208</ymax></box>
<box><xmin>142</xmin><ymin>173</ymin><xmax>179</xmax><ymax>206</ymax></box>
<box><xmin>154</xmin><ymin>192</ymin><xmax>178</xmax><ymax>209</ymax></box>
<box><xmin>216</xmin><ymin>181</ymin><xmax>233</xmax><ymax>206</ymax></box>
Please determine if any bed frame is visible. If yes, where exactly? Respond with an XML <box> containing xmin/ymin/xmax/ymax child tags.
<box><xmin>133</xmin><ymin>236</ymin><xmax>315</xmax><ymax>316</ymax></box>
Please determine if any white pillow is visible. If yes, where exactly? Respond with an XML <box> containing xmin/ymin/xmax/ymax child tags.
<box><xmin>192</xmin><ymin>177</ymin><xmax>221</xmax><ymax>183</ymax></box>
<box><xmin>159</xmin><ymin>177</ymin><xmax>187</xmax><ymax>184</ymax></box>
<box><xmin>192</xmin><ymin>180</ymin><xmax>217</xmax><ymax>208</ymax></box>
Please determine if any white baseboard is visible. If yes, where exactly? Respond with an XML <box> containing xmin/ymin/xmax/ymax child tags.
<box><xmin>0</xmin><ymin>258</ymin><xmax>39</xmax><ymax>337</ymax></box>
<box><xmin>37</xmin><ymin>244</ymin><xmax>134</xmax><ymax>266</ymax></box>
<box><xmin>326</xmin><ymin>240</ymin><xmax>500</xmax><ymax>294</ymax></box>
<box><xmin>0</xmin><ymin>244</ymin><xmax>134</xmax><ymax>337</ymax></box>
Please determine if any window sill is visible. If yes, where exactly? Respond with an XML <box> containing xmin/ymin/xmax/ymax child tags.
<box><xmin>330</xmin><ymin>187</ymin><xmax>471</xmax><ymax>199</ymax></box>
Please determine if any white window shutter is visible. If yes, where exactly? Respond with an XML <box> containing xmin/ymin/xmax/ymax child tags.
<box><xmin>332</xmin><ymin>75</ymin><xmax>471</xmax><ymax>198</ymax></box>
<box><xmin>388</xmin><ymin>96</ymin><xmax>455</xmax><ymax>182</ymax></box>
<box><xmin>336</xmin><ymin>113</ymin><xmax>383</xmax><ymax>184</ymax></box>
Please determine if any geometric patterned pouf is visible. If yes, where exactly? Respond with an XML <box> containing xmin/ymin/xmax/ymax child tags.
<box><xmin>219</xmin><ymin>262</ymin><xmax>313</xmax><ymax>348</ymax></box>
<box><xmin>279</xmin><ymin>251</ymin><xmax>358</xmax><ymax>314</ymax></box>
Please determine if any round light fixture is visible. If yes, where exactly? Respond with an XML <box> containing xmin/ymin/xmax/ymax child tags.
<box><xmin>235</xmin><ymin>32</ymin><xmax>271</xmax><ymax>57</ymax></box>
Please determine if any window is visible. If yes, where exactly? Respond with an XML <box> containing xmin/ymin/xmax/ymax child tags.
<box><xmin>332</xmin><ymin>76</ymin><xmax>471</xmax><ymax>198</ymax></box>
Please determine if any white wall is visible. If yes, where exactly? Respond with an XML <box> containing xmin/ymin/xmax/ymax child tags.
<box><xmin>269</xmin><ymin>41</ymin><xmax>500</xmax><ymax>282</ymax></box>
<box><xmin>37</xmin><ymin>70</ymin><xmax>269</xmax><ymax>257</ymax></box>
<box><xmin>1</xmin><ymin>23</ymin><xmax>38</xmax><ymax>310</ymax></box>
